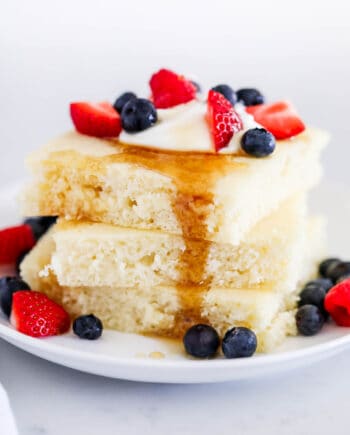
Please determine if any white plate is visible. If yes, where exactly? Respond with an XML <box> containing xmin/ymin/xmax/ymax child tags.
<box><xmin>0</xmin><ymin>181</ymin><xmax>349</xmax><ymax>384</ymax></box>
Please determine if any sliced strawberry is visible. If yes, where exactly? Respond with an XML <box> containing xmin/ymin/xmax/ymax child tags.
<box><xmin>324</xmin><ymin>279</ymin><xmax>350</xmax><ymax>327</ymax></box>
<box><xmin>206</xmin><ymin>90</ymin><xmax>243</xmax><ymax>152</ymax></box>
<box><xmin>246</xmin><ymin>101</ymin><xmax>305</xmax><ymax>140</ymax></box>
<box><xmin>0</xmin><ymin>225</ymin><xmax>36</xmax><ymax>264</ymax></box>
<box><xmin>70</xmin><ymin>102</ymin><xmax>122</xmax><ymax>138</ymax></box>
<box><xmin>11</xmin><ymin>291</ymin><xmax>71</xmax><ymax>337</ymax></box>
<box><xmin>149</xmin><ymin>68</ymin><xmax>197</xmax><ymax>109</ymax></box>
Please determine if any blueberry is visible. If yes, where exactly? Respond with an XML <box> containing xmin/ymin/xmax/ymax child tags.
<box><xmin>327</xmin><ymin>261</ymin><xmax>350</xmax><ymax>283</ymax></box>
<box><xmin>73</xmin><ymin>314</ymin><xmax>103</xmax><ymax>340</ymax></box>
<box><xmin>191</xmin><ymin>80</ymin><xmax>201</xmax><ymax>93</ymax></box>
<box><xmin>237</xmin><ymin>88</ymin><xmax>264</xmax><ymax>106</ymax></box>
<box><xmin>336</xmin><ymin>273</ymin><xmax>350</xmax><ymax>284</ymax></box>
<box><xmin>24</xmin><ymin>216</ymin><xmax>57</xmax><ymax>241</ymax></box>
<box><xmin>304</xmin><ymin>278</ymin><xmax>333</xmax><ymax>293</ymax></box>
<box><xmin>121</xmin><ymin>98</ymin><xmax>157</xmax><ymax>133</ymax></box>
<box><xmin>298</xmin><ymin>285</ymin><xmax>325</xmax><ymax>309</ymax></box>
<box><xmin>298</xmin><ymin>280</ymin><xmax>333</xmax><ymax>320</ymax></box>
<box><xmin>15</xmin><ymin>250</ymin><xmax>30</xmax><ymax>276</ymax></box>
<box><xmin>211</xmin><ymin>84</ymin><xmax>237</xmax><ymax>105</ymax></box>
<box><xmin>241</xmin><ymin>128</ymin><xmax>275</xmax><ymax>157</ymax></box>
<box><xmin>298</xmin><ymin>283</ymin><xmax>327</xmax><ymax>319</ymax></box>
<box><xmin>0</xmin><ymin>277</ymin><xmax>31</xmax><ymax>317</ymax></box>
<box><xmin>183</xmin><ymin>324</ymin><xmax>220</xmax><ymax>358</ymax></box>
<box><xmin>221</xmin><ymin>327</ymin><xmax>257</xmax><ymax>358</ymax></box>
<box><xmin>296</xmin><ymin>305</ymin><xmax>325</xmax><ymax>336</ymax></box>
<box><xmin>318</xmin><ymin>258</ymin><xmax>341</xmax><ymax>278</ymax></box>
<box><xmin>113</xmin><ymin>92</ymin><xmax>137</xmax><ymax>114</ymax></box>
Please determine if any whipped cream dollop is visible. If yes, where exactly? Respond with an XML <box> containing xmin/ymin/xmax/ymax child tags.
<box><xmin>119</xmin><ymin>100</ymin><xmax>261</xmax><ymax>154</ymax></box>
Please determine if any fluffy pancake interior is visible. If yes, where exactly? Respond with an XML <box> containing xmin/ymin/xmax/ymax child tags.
<box><xmin>50</xmin><ymin>194</ymin><xmax>307</xmax><ymax>290</ymax></box>
<box><xmin>21</xmin><ymin>128</ymin><xmax>328</xmax><ymax>245</ymax></box>
<box><xmin>20</xmin><ymin>216</ymin><xmax>325</xmax><ymax>352</ymax></box>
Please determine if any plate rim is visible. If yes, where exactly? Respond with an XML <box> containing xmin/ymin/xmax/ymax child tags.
<box><xmin>0</xmin><ymin>320</ymin><xmax>350</xmax><ymax>370</ymax></box>
<box><xmin>1</xmin><ymin>180</ymin><xmax>350</xmax><ymax>382</ymax></box>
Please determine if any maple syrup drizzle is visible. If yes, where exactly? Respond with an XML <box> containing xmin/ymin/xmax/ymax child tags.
<box><xmin>105</xmin><ymin>143</ymin><xmax>244</xmax><ymax>337</ymax></box>
<box><xmin>53</xmin><ymin>142</ymin><xmax>246</xmax><ymax>337</ymax></box>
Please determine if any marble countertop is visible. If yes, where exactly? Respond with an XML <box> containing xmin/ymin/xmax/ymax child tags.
<box><xmin>1</xmin><ymin>338</ymin><xmax>349</xmax><ymax>435</ymax></box>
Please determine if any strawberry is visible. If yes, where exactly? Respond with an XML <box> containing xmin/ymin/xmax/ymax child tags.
<box><xmin>246</xmin><ymin>101</ymin><xmax>305</xmax><ymax>140</ymax></box>
<box><xmin>206</xmin><ymin>90</ymin><xmax>243</xmax><ymax>152</ymax></box>
<box><xmin>324</xmin><ymin>279</ymin><xmax>350</xmax><ymax>327</ymax></box>
<box><xmin>70</xmin><ymin>102</ymin><xmax>122</xmax><ymax>138</ymax></box>
<box><xmin>149</xmin><ymin>68</ymin><xmax>197</xmax><ymax>109</ymax></box>
<box><xmin>0</xmin><ymin>224</ymin><xmax>36</xmax><ymax>264</ymax></box>
<box><xmin>11</xmin><ymin>291</ymin><xmax>71</xmax><ymax>337</ymax></box>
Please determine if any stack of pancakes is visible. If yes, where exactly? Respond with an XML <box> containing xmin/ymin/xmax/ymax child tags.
<box><xmin>20</xmin><ymin>128</ymin><xmax>329</xmax><ymax>351</ymax></box>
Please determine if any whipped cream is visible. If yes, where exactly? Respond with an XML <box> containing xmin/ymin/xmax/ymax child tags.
<box><xmin>119</xmin><ymin>100</ymin><xmax>261</xmax><ymax>154</ymax></box>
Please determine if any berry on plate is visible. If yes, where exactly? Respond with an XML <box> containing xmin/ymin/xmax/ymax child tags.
<box><xmin>11</xmin><ymin>291</ymin><xmax>70</xmax><ymax>337</ymax></box>
<box><xmin>211</xmin><ymin>84</ymin><xmax>237</xmax><ymax>106</ymax></box>
<box><xmin>237</xmin><ymin>88</ymin><xmax>264</xmax><ymax>106</ymax></box>
<box><xmin>241</xmin><ymin>127</ymin><xmax>276</xmax><ymax>157</ymax></box>
<box><xmin>24</xmin><ymin>216</ymin><xmax>57</xmax><ymax>241</ymax></box>
<box><xmin>318</xmin><ymin>258</ymin><xmax>341</xmax><ymax>279</ymax></box>
<box><xmin>246</xmin><ymin>101</ymin><xmax>305</xmax><ymax>140</ymax></box>
<box><xmin>113</xmin><ymin>92</ymin><xmax>137</xmax><ymax>114</ymax></box>
<box><xmin>73</xmin><ymin>314</ymin><xmax>103</xmax><ymax>340</ymax></box>
<box><xmin>183</xmin><ymin>324</ymin><xmax>220</xmax><ymax>358</ymax></box>
<box><xmin>206</xmin><ymin>90</ymin><xmax>243</xmax><ymax>152</ymax></box>
<box><xmin>336</xmin><ymin>274</ymin><xmax>350</xmax><ymax>284</ymax></box>
<box><xmin>0</xmin><ymin>277</ymin><xmax>30</xmax><ymax>317</ymax></box>
<box><xmin>70</xmin><ymin>102</ymin><xmax>122</xmax><ymax>138</ymax></box>
<box><xmin>0</xmin><ymin>224</ymin><xmax>36</xmax><ymax>264</ymax></box>
<box><xmin>221</xmin><ymin>327</ymin><xmax>257</xmax><ymax>358</ymax></box>
<box><xmin>304</xmin><ymin>278</ymin><xmax>333</xmax><ymax>293</ymax></box>
<box><xmin>298</xmin><ymin>281</ymin><xmax>330</xmax><ymax>319</ymax></box>
<box><xmin>149</xmin><ymin>68</ymin><xmax>197</xmax><ymax>109</ymax></box>
<box><xmin>298</xmin><ymin>284</ymin><xmax>326</xmax><ymax>310</ymax></box>
<box><xmin>325</xmin><ymin>261</ymin><xmax>350</xmax><ymax>284</ymax></box>
<box><xmin>295</xmin><ymin>304</ymin><xmax>325</xmax><ymax>336</ymax></box>
<box><xmin>324</xmin><ymin>278</ymin><xmax>350</xmax><ymax>326</ymax></box>
<box><xmin>121</xmin><ymin>98</ymin><xmax>157</xmax><ymax>133</ymax></box>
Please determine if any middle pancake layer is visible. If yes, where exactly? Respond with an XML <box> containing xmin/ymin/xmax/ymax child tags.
<box><xmin>49</xmin><ymin>195</ymin><xmax>308</xmax><ymax>290</ymax></box>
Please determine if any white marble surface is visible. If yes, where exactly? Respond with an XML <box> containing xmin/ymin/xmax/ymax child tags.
<box><xmin>1</xmin><ymin>338</ymin><xmax>350</xmax><ymax>435</ymax></box>
<box><xmin>0</xmin><ymin>381</ymin><xmax>18</xmax><ymax>435</ymax></box>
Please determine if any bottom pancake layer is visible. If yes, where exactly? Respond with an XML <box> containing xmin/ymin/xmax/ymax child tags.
<box><xmin>20</xmin><ymin>217</ymin><xmax>325</xmax><ymax>352</ymax></box>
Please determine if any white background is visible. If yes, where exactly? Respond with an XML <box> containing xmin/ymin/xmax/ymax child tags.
<box><xmin>1</xmin><ymin>1</ymin><xmax>350</xmax><ymax>434</ymax></box>
<box><xmin>1</xmin><ymin>0</ymin><xmax>350</xmax><ymax>184</ymax></box>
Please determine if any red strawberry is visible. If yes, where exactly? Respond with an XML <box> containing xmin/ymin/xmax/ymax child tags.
<box><xmin>70</xmin><ymin>102</ymin><xmax>122</xmax><ymax>138</ymax></box>
<box><xmin>324</xmin><ymin>279</ymin><xmax>350</xmax><ymax>327</ymax></box>
<box><xmin>11</xmin><ymin>291</ymin><xmax>71</xmax><ymax>337</ymax></box>
<box><xmin>149</xmin><ymin>68</ymin><xmax>197</xmax><ymax>109</ymax></box>
<box><xmin>206</xmin><ymin>90</ymin><xmax>243</xmax><ymax>152</ymax></box>
<box><xmin>0</xmin><ymin>225</ymin><xmax>36</xmax><ymax>264</ymax></box>
<box><xmin>246</xmin><ymin>101</ymin><xmax>305</xmax><ymax>140</ymax></box>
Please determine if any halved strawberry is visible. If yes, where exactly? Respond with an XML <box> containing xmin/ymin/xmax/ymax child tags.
<box><xmin>149</xmin><ymin>68</ymin><xmax>197</xmax><ymax>109</ymax></box>
<box><xmin>246</xmin><ymin>101</ymin><xmax>305</xmax><ymax>140</ymax></box>
<box><xmin>325</xmin><ymin>279</ymin><xmax>350</xmax><ymax>327</ymax></box>
<box><xmin>70</xmin><ymin>102</ymin><xmax>122</xmax><ymax>138</ymax></box>
<box><xmin>206</xmin><ymin>90</ymin><xmax>243</xmax><ymax>152</ymax></box>
<box><xmin>0</xmin><ymin>225</ymin><xmax>36</xmax><ymax>264</ymax></box>
<box><xmin>11</xmin><ymin>291</ymin><xmax>71</xmax><ymax>337</ymax></box>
